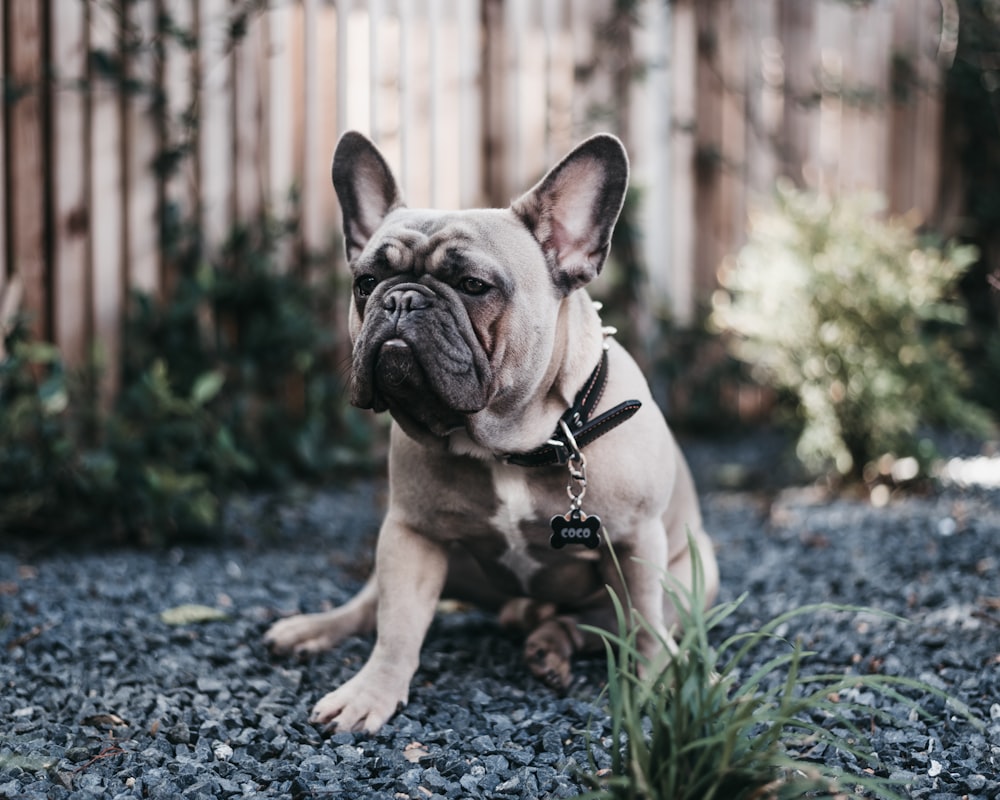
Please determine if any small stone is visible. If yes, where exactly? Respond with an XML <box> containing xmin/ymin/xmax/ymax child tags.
<box><xmin>334</xmin><ymin>743</ymin><xmax>363</xmax><ymax>761</ymax></box>
<box><xmin>166</xmin><ymin>723</ymin><xmax>192</xmax><ymax>745</ymax></box>
<box><xmin>213</xmin><ymin>742</ymin><xmax>234</xmax><ymax>761</ymax></box>
<box><xmin>494</xmin><ymin>775</ymin><xmax>521</xmax><ymax>793</ymax></box>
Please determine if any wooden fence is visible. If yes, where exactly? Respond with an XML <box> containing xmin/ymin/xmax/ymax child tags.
<box><xmin>1</xmin><ymin>0</ymin><xmax>950</xmax><ymax>392</ymax></box>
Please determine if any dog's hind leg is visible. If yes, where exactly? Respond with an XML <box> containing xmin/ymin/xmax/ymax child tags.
<box><xmin>502</xmin><ymin>600</ymin><xmax>615</xmax><ymax>691</ymax></box>
<box><xmin>264</xmin><ymin>577</ymin><xmax>377</xmax><ymax>655</ymax></box>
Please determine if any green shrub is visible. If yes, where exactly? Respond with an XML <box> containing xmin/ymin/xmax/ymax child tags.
<box><xmin>0</xmin><ymin>321</ymin><xmax>250</xmax><ymax>544</ymax></box>
<box><xmin>129</xmin><ymin>215</ymin><xmax>374</xmax><ymax>484</ymax></box>
<box><xmin>711</xmin><ymin>184</ymin><xmax>993</xmax><ymax>477</ymax></box>
<box><xmin>0</xmin><ymin>217</ymin><xmax>371</xmax><ymax>546</ymax></box>
<box><xmin>575</xmin><ymin>547</ymin><xmax>971</xmax><ymax>800</ymax></box>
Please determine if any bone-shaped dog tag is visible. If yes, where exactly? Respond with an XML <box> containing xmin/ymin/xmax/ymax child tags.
<box><xmin>550</xmin><ymin>507</ymin><xmax>602</xmax><ymax>549</ymax></box>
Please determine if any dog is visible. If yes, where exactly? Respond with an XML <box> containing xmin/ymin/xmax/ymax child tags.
<box><xmin>264</xmin><ymin>131</ymin><xmax>718</xmax><ymax>734</ymax></box>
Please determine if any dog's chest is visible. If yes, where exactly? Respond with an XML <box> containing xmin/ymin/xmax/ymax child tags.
<box><xmin>488</xmin><ymin>464</ymin><xmax>546</xmax><ymax>588</ymax></box>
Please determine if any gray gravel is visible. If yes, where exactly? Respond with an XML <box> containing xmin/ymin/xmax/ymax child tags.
<box><xmin>2</xmin><ymin>442</ymin><xmax>999</xmax><ymax>799</ymax></box>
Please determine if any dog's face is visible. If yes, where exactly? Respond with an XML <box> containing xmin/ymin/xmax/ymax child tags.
<box><xmin>331</xmin><ymin>132</ymin><xmax>628</xmax><ymax>445</ymax></box>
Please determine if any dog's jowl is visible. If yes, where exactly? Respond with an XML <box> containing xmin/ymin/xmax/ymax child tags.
<box><xmin>264</xmin><ymin>131</ymin><xmax>719</xmax><ymax>734</ymax></box>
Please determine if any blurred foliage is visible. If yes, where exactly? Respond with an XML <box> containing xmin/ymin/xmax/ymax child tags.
<box><xmin>943</xmin><ymin>0</ymin><xmax>1000</xmax><ymax>416</ymax></box>
<box><xmin>0</xmin><ymin>219</ymin><xmax>372</xmax><ymax>546</ymax></box>
<box><xmin>130</xmin><ymin>214</ymin><xmax>372</xmax><ymax>485</ymax></box>
<box><xmin>712</xmin><ymin>184</ymin><xmax>994</xmax><ymax>478</ymax></box>
<box><xmin>0</xmin><ymin>324</ymin><xmax>240</xmax><ymax>543</ymax></box>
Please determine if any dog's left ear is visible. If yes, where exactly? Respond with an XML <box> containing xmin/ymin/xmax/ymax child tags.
<box><xmin>332</xmin><ymin>131</ymin><xmax>404</xmax><ymax>262</ymax></box>
<box><xmin>511</xmin><ymin>134</ymin><xmax>628</xmax><ymax>294</ymax></box>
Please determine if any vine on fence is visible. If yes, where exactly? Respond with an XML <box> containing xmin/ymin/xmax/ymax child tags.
<box><xmin>0</xmin><ymin>1</ymin><xmax>371</xmax><ymax>545</ymax></box>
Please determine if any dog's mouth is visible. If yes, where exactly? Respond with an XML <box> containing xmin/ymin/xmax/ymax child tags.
<box><xmin>358</xmin><ymin>338</ymin><xmax>473</xmax><ymax>437</ymax></box>
<box><xmin>374</xmin><ymin>339</ymin><xmax>419</xmax><ymax>396</ymax></box>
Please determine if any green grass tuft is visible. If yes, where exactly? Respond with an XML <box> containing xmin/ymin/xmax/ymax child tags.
<box><xmin>574</xmin><ymin>541</ymin><xmax>977</xmax><ymax>800</ymax></box>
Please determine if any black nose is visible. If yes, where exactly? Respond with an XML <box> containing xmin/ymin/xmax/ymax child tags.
<box><xmin>383</xmin><ymin>285</ymin><xmax>433</xmax><ymax>314</ymax></box>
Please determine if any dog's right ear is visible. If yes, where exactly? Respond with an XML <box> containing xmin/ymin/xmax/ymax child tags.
<box><xmin>332</xmin><ymin>131</ymin><xmax>404</xmax><ymax>262</ymax></box>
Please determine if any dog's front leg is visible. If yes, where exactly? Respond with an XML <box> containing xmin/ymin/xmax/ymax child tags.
<box><xmin>309</xmin><ymin>515</ymin><xmax>448</xmax><ymax>734</ymax></box>
<box><xmin>613</xmin><ymin>524</ymin><xmax>680</xmax><ymax>673</ymax></box>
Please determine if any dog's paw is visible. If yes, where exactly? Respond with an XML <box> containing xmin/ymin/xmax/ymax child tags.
<box><xmin>524</xmin><ymin>619</ymin><xmax>576</xmax><ymax>691</ymax></box>
<box><xmin>310</xmin><ymin>671</ymin><xmax>408</xmax><ymax>735</ymax></box>
<box><xmin>263</xmin><ymin>612</ymin><xmax>346</xmax><ymax>655</ymax></box>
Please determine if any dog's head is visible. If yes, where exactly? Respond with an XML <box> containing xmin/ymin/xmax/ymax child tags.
<box><xmin>332</xmin><ymin>131</ymin><xmax>628</xmax><ymax>446</ymax></box>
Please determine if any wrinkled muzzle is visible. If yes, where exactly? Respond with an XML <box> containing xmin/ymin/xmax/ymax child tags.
<box><xmin>350</xmin><ymin>283</ymin><xmax>492</xmax><ymax>434</ymax></box>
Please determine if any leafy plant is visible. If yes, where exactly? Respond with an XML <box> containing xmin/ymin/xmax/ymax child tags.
<box><xmin>711</xmin><ymin>184</ymin><xmax>994</xmax><ymax>477</ymax></box>
<box><xmin>0</xmin><ymin>214</ymin><xmax>371</xmax><ymax>546</ymax></box>
<box><xmin>575</xmin><ymin>546</ymin><xmax>968</xmax><ymax>800</ymax></box>
<box><xmin>128</xmin><ymin>213</ymin><xmax>373</xmax><ymax>485</ymax></box>
<box><xmin>0</xmin><ymin>319</ymin><xmax>249</xmax><ymax>544</ymax></box>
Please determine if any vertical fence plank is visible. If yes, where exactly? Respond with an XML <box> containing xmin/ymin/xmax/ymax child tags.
<box><xmin>814</xmin><ymin>0</ymin><xmax>846</xmax><ymax>193</ymax></box>
<box><xmin>160</xmin><ymin>0</ymin><xmax>196</xmax><ymax>299</ymax></box>
<box><xmin>480</xmin><ymin>0</ymin><xmax>506</xmax><ymax>207</ymax></box>
<box><xmin>428</xmin><ymin>0</ymin><xmax>442</xmax><ymax>206</ymax></box>
<box><xmin>543</xmin><ymin>0</ymin><xmax>573</xmax><ymax>164</ymax></box>
<box><xmin>265</xmin><ymin>0</ymin><xmax>294</xmax><ymax>228</ymax></box>
<box><xmin>744</xmin><ymin>0</ymin><xmax>781</xmax><ymax>199</ymax></box>
<box><xmin>397</xmin><ymin>0</ymin><xmax>416</xmax><ymax>201</ymax></box>
<box><xmin>693</xmin><ymin>0</ymin><xmax>723</xmax><ymax>300</ymax></box>
<box><xmin>669</xmin><ymin>0</ymin><xmax>697</xmax><ymax>327</ymax></box>
<box><xmin>300</xmin><ymin>0</ymin><xmax>323</xmax><ymax>251</ymax></box>
<box><xmin>7</xmin><ymin>0</ymin><xmax>47</xmax><ymax>340</ymax></box>
<box><xmin>458</xmin><ymin>0</ymin><xmax>481</xmax><ymax>207</ymax></box>
<box><xmin>89</xmin><ymin>2</ymin><xmax>125</xmax><ymax>400</ymax></box>
<box><xmin>778</xmin><ymin>0</ymin><xmax>816</xmax><ymax>185</ymax></box>
<box><xmin>335</xmin><ymin>0</ymin><xmax>350</xmax><ymax>139</ymax></box>
<box><xmin>910</xmin><ymin>0</ymin><xmax>944</xmax><ymax>220</ymax></box>
<box><xmin>233</xmin><ymin>9</ymin><xmax>266</xmax><ymax>222</ymax></box>
<box><xmin>197</xmin><ymin>0</ymin><xmax>234</xmax><ymax>250</ymax></box>
<box><xmin>637</xmin><ymin>0</ymin><xmax>672</xmax><ymax>308</ymax></box>
<box><xmin>505</xmin><ymin>0</ymin><xmax>526</xmax><ymax>193</ymax></box>
<box><xmin>50</xmin><ymin>0</ymin><xmax>91</xmax><ymax>364</ymax></box>
<box><xmin>368</xmin><ymin>0</ymin><xmax>382</xmax><ymax>141</ymax></box>
<box><xmin>839</xmin><ymin>0</ymin><xmax>892</xmax><ymax>194</ymax></box>
<box><xmin>716</xmin><ymin>0</ymin><xmax>747</xmax><ymax>296</ymax></box>
<box><xmin>125</xmin><ymin>0</ymin><xmax>162</xmax><ymax>297</ymax></box>
<box><xmin>373</xmin><ymin>2</ymin><xmax>402</xmax><ymax>174</ymax></box>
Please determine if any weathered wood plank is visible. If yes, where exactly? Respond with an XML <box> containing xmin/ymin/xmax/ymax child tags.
<box><xmin>197</xmin><ymin>0</ymin><xmax>234</xmax><ymax>249</ymax></box>
<box><xmin>50</xmin><ymin>0</ymin><xmax>91</xmax><ymax>364</ymax></box>
<box><xmin>716</xmin><ymin>0</ymin><xmax>747</xmax><ymax>296</ymax></box>
<box><xmin>125</xmin><ymin>0</ymin><xmax>162</xmax><ymax>297</ymax></box>
<box><xmin>744</xmin><ymin>0</ymin><xmax>781</xmax><ymax>198</ymax></box>
<box><xmin>89</xmin><ymin>1</ymin><xmax>125</xmax><ymax>401</ymax></box>
<box><xmin>840</xmin><ymin>0</ymin><xmax>892</xmax><ymax>194</ymax></box>
<box><xmin>265</xmin><ymin>0</ymin><xmax>294</xmax><ymax>258</ymax></box>
<box><xmin>300</xmin><ymin>0</ymin><xmax>322</xmax><ymax>251</ymax></box>
<box><xmin>7</xmin><ymin>0</ymin><xmax>47</xmax><ymax>340</ymax></box>
<box><xmin>480</xmin><ymin>0</ymin><xmax>506</xmax><ymax>207</ymax></box>
<box><xmin>910</xmin><ymin>0</ymin><xmax>944</xmax><ymax>221</ymax></box>
<box><xmin>233</xmin><ymin>7</ymin><xmax>266</xmax><ymax>222</ymax></box>
<box><xmin>457</xmin><ymin>0</ymin><xmax>481</xmax><ymax>207</ymax></box>
<box><xmin>159</xmin><ymin>0</ymin><xmax>196</xmax><ymax>299</ymax></box>
<box><xmin>670</xmin><ymin>0</ymin><xmax>697</xmax><ymax>327</ymax></box>
<box><xmin>778</xmin><ymin>0</ymin><xmax>816</xmax><ymax>185</ymax></box>
<box><xmin>693</xmin><ymin>0</ymin><xmax>723</xmax><ymax>301</ymax></box>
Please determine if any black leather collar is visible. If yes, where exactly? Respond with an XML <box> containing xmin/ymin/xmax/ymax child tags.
<box><xmin>505</xmin><ymin>349</ymin><xmax>642</xmax><ymax>467</ymax></box>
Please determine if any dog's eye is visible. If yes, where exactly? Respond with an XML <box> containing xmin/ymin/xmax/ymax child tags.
<box><xmin>458</xmin><ymin>277</ymin><xmax>489</xmax><ymax>296</ymax></box>
<box><xmin>355</xmin><ymin>276</ymin><xmax>378</xmax><ymax>298</ymax></box>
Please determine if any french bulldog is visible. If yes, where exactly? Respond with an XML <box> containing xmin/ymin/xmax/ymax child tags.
<box><xmin>264</xmin><ymin>131</ymin><xmax>719</xmax><ymax>734</ymax></box>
